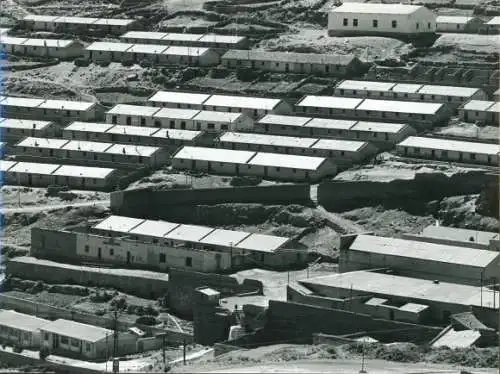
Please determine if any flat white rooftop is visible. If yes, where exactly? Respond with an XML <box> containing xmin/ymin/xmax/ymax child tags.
<box><xmin>305</xmin><ymin>118</ymin><xmax>357</xmax><ymax>130</ymax></box>
<box><xmin>462</xmin><ymin>100</ymin><xmax>496</xmax><ymax>111</ymax></box>
<box><xmin>121</xmin><ymin>31</ymin><xmax>168</xmax><ymax>40</ymax></box>
<box><xmin>42</xmin><ymin>319</ymin><xmax>112</xmax><ymax>343</ymax></box>
<box><xmin>235</xmin><ymin>233</ymin><xmax>289</xmax><ymax>253</ymax></box>
<box><xmin>219</xmin><ymin>132</ymin><xmax>317</xmax><ymax>149</ymax></box>
<box><xmin>10</xmin><ymin>162</ymin><xmax>60</xmax><ymax>175</ymax></box>
<box><xmin>1</xmin><ymin>118</ymin><xmax>52</xmax><ymax>130</ymax></box>
<box><xmin>0</xmin><ymin>160</ymin><xmax>16</xmax><ymax>171</ymax></box>
<box><xmin>204</xmin><ymin>95</ymin><xmax>283</xmax><ymax>111</ymax></box>
<box><xmin>107</xmin><ymin>104</ymin><xmax>161</xmax><ymax>117</ymax></box>
<box><xmin>22</xmin><ymin>39</ymin><xmax>75</xmax><ymax>48</ymax></box>
<box><xmin>331</xmin><ymin>3</ymin><xmax>424</xmax><ymax>15</ymax></box>
<box><xmin>127</xmin><ymin>44</ymin><xmax>168</xmax><ymax>54</ymax></box>
<box><xmin>1</xmin><ymin>97</ymin><xmax>44</xmax><ymax>108</ymax></box>
<box><xmin>164</xmin><ymin>46</ymin><xmax>210</xmax><ymax>56</ymax></box>
<box><xmin>258</xmin><ymin>114</ymin><xmax>311</xmax><ymax>127</ymax></box>
<box><xmin>149</xmin><ymin>91</ymin><xmax>210</xmax><ymax>105</ymax></box>
<box><xmin>164</xmin><ymin>224</ymin><xmax>214</xmax><ymax>242</ymax></box>
<box><xmin>174</xmin><ymin>146</ymin><xmax>255</xmax><ymax>164</ymax></box>
<box><xmin>421</xmin><ymin>225</ymin><xmax>499</xmax><ymax>246</ymax></box>
<box><xmin>128</xmin><ymin>220</ymin><xmax>180</xmax><ymax>237</ymax></box>
<box><xmin>105</xmin><ymin>144</ymin><xmax>160</xmax><ymax>157</ymax></box>
<box><xmin>249</xmin><ymin>152</ymin><xmax>327</xmax><ymax>171</ymax></box>
<box><xmin>152</xmin><ymin>128</ymin><xmax>201</xmax><ymax>141</ymax></box>
<box><xmin>193</xmin><ymin>111</ymin><xmax>245</xmax><ymax>123</ymax></box>
<box><xmin>53</xmin><ymin>16</ymin><xmax>99</xmax><ymax>24</ymax></box>
<box><xmin>86</xmin><ymin>41</ymin><xmax>133</xmax><ymax>52</ymax></box>
<box><xmin>199</xmin><ymin>229</ymin><xmax>250</xmax><ymax>247</ymax></box>
<box><xmin>357</xmin><ymin>99</ymin><xmax>444</xmax><ymax>115</ymax></box>
<box><xmin>312</xmin><ymin>138</ymin><xmax>367</xmax><ymax>152</ymax></box>
<box><xmin>198</xmin><ymin>34</ymin><xmax>246</xmax><ymax>44</ymax></box>
<box><xmin>398</xmin><ymin>136</ymin><xmax>500</xmax><ymax>156</ymax></box>
<box><xmin>153</xmin><ymin>108</ymin><xmax>199</xmax><ymax>120</ymax></box>
<box><xmin>350</xmin><ymin>234</ymin><xmax>499</xmax><ymax>268</ymax></box>
<box><xmin>17</xmin><ymin>137</ymin><xmax>69</xmax><ymax>149</ymax></box>
<box><xmin>162</xmin><ymin>33</ymin><xmax>203</xmax><ymax>42</ymax></box>
<box><xmin>486</xmin><ymin>16</ymin><xmax>500</xmax><ymax>25</ymax></box>
<box><xmin>0</xmin><ymin>36</ymin><xmax>29</xmax><ymax>44</ymax></box>
<box><xmin>39</xmin><ymin>99</ymin><xmax>95</xmax><ymax>111</ymax></box>
<box><xmin>436</xmin><ymin>16</ymin><xmax>477</xmax><ymax>24</ymax></box>
<box><xmin>94</xmin><ymin>215</ymin><xmax>144</xmax><ymax>233</ymax></box>
<box><xmin>0</xmin><ymin>310</ymin><xmax>49</xmax><ymax>332</ymax></box>
<box><xmin>417</xmin><ymin>85</ymin><xmax>481</xmax><ymax>97</ymax></box>
<box><xmin>337</xmin><ymin>80</ymin><xmax>396</xmax><ymax>92</ymax></box>
<box><xmin>351</xmin><ymin>121</ymin><xmax>409</xmax><ymax>134</ymax></box>
<box><xmin>391</xmin><ymin>83</ymin><xmax>424</xmax><ymax>94</ymax></box>
<box><xmin>52</xmin><ymin>165</ymin><xmax>115</xmax><ymax>179</ymax></box>
<box><xmin>297</xmin><ymin>96</ymin><xmax>363</xmax><ymax>109</ymax></box>
<box><xmin>62</xmin><ymin>140</ymin><xmax>113</xmax><ymax>153</ymax></box>
<box><xmin>93</xmin><ymin>18</ymin><xmax>135</xmax><ymax>26</ymax></box>
<box><xmin>23</xmin><ymin>14</ymin><xmax>59</xmax><ymax>22</ymax></box>
<box><xmin>64</xmin><ymin>122</ymin><xmax>114</xmax><ymax>133</ymax></box>
<box><xmin>106</xmin><ymin>125</ymin><xmax>160</xmax><ymax>137</ymax></box>
<box><xmin>301</xmin><ymin>270</ymin><xmax>499</xmax><ymax>309</ymax></box>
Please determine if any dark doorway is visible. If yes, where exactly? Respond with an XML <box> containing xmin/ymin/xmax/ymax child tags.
<box><xmin>126</xmin><ymin>251</ymin><xmax>131</xmax><ymax>264</ymax></box>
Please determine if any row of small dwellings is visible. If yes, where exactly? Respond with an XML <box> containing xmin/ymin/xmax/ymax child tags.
<box><xmin>0</xmin><ymin>310</ymin><xmax>137</xmax><ymax>359</ymax></box>
<box><xmin>459</xmin><ymin>100</ymin><xmax>499</xmax><ymax>126</ymax></box>
<box><xmin>0</xmin><ymin>160</ymin><xmax>117</xmax><ymax>189</ymax></box>
<box><xmin>396</xmin><ymin>136</ymin><xmax>499</xmax><ymax>166</ymax></box>
<box><xmin>333</xmin><ymin>80</ymin><xmax>486</xmax><ymax>109</ymax></box>
<box><xmin>0</xmin><ymin>96</ymin><xmax>97</xmax><ymax>122</ymax></box>
<box><xmin>171</xmin><ymin>146</ymin><xmax>337</xmax><ymax>181</ymax></box>
<box><xmin>14</xmin><ymin>137</ymin><xmax>168</xmax><ymax>168</ymax></box>
<box><xmin>21</xmin><ymin>14</ymin><xmax>137</xmax><ymax>34</ymax></box>
<box><xmin>255</xmin><ymin>114</ymin><xmax>416</xmax><ymax>147</ymax></box>
<box><xmin>0</xmin><ymin>118</ymin><xmax>55</xmax><ymax>143</ymax></box>
<box><xmin>220</xmin><ymin>50</ymin><xmax>362</xmax><ymax>77</ymax></box>
<box><xmin>216</xmin><ymin>132</ymin><xmax>377</xmax><ymax>168</ymax></box>
<box><xmin>120</xmin><ymin>31</ymin><xmax>249</xmax><ymax>50</ymax></box>
<box><xmin>105</xmin><ymin>104</ymin><xmax>253</xmax><ymax>131</ymax></box>
<box><xmin>0</xmin><ymin>36</ymin><xmax>83</xmax><ymax>58</ymax></box>
<box><xmin>33</xmin><ymin>214</ymin><xmax>304</xmax><ymax>271</ymax></box>
<box><xmin>84</xmin><ymin>42</ymin><xmax>220</xmax><ymax>66</ymax></box>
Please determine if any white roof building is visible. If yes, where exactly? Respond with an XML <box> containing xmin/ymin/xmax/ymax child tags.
<box><xmin>153</xmin><ymin>108</ymin><xmax>199</xmax><ymax>120</ymax></box>
<box><xmin>122</xmin><ymin>31</ymin><xmax>168</xmax><ymax>40</ymax></box>
<box><xmin>128</xmin><ymin>220</ymin><xmax>180</xmax><ymax>237</ymax></box>
<box><xmin>436</xmin><ymin>16</ymin><xmax>478</xmax><ymax>24</ymax></box>
<box><xmin>204</xmin><ymin>95</ymin><xmax>283</xmax><ymax>110</ymax></box>
<box><xmin>0</xmin><ymin>310</ymin><xmax>49</xmax><ymax>332</ymax></box>
<box><xmin>41</xmin><ymin>319</ymin><xmax>113</xmax><ymax>343</ymax></box>
<box><xmin>337</xmin><ymin>80</ymin><xmax>396</xmax><ymax>92</ymax></box>
<box><xmin>62</xmin><ymin>140</ymin><xmax>113</xmax><ymax>153</ymax></box>
<box><xmin>17</xmin><ymin>137</ymin><xmax>69</xmax><ymax>149</ymax></box>
<box><xmin>248</xmin><ymin>152</ymin><xmax>327</xmax><ymax>171</ymax></box>
<box><xmin>486</xmin><ymin>16</ymin><xmax>500</xmax><ymax>26</ymax></box>
<box><xmin>398</xmin><ymin>136</ymin><xmax>499</xmax><ymax>156</ymax></box>
<box><xmin>0</xmin><ymin>118</ymin><xmax>52</xmax><ymax>130</ymax></box>
<box><xmin>357</xmin><ymin>99</ymin><xmax>444</xmax><ymax>115</ymax></box>
<box><xmin>305</xmin><ymin>118</ymin><xmax>357</xmax><ymax>130</ymax></box>
<box><xmin>174</xmin><ymin>146</ymin><xmax>255</xmax><ymax>164</ymax></box>
<box><xmin>164</xmin><ymin>224</ymin><xmax>214</xmax><ymax>242</ymax></box>
<box><xmin>0</xmin><ymin>160</ymin><xmax>17</xmax><ymax>171</ymax></box>
<box><xmin>350</xmin><ymin>121</ymin><xmax>409</xmax><ymax>134</ymax></box>
<box><xmin>105</xmin><ymin>144</ymin><xmax>160</xmax><ymax>157</ymax></box>
<box><xmin>198</xmin><ymin>229</ymin><xmax>250</xmax><ymax>247</ymax></box>
<box><xmin>9</xmin><ymin>162</ymin><xmax>61</xmax><ymax>175</ymax></box>
<box><xmin>37</xmin><ymin>99</ymin><xmax>95</xmax><ymax>112</ymax></box>
<box><xmin>85</xmin><ymin>41</ymin><xmax>133</xmax><ymax>52</ymax></box>
<box><xmin>193</xmin><ymin>111</ymin><xmax>245</xmax><ymax>123</ymax></box>
<box><xmin>333</xmin><ymin>3</ymin><xmax>424</xmax><ymax>15</ymax></box>
<box><xmin>106</xmin><ymin>104</ymin><xmax>161</xmax><ymax>117</ymax></box>
<box><xmin>164</xmin><ymin>46</ymin><xmax>210</xmax><ymax>57</ymax></box>
<box><xmin>52</xmin><ymin>165</ymin><xmax>115</xmax><ymax>179</ymax></box>
<box><xmin>1</xmin><ymin>96</ymin><xmax>45</xmax><ymax>108</ymax></box>
<box><xmin>162</xmin><ymin>33</ymin><xmax>204</xmax><ymax>42</ymax></box>
<box><xmin>420</xmin><ymin>225</ymin><xmax>499</xmax><ymax>246</ymax></box>
<box><xmin>65</xmin><ymin>121</ymin><xmax>114</xmax><ymax>133</ymax></box>
<box><xmin>258</xmin><ymin>114</ymin><xmax>312</xmax><ymax>128</ymax></box>
<box><xmin>127</xmin><ymin>44</ymin><xmax>168</xmax><ymax>54</ymax></box>
<box><xmin>235</xmin><ymin>233</ymin><xmax>289</xmax><ymax>253</ymax></box>
<box><xmin>297</xmin><ymin>96</ymin><xmax>363</xmax><ymax>110</ymax></box>
<box><xmin>462</xmin><ymin>100</ymin><xmax>496</xmax><ymax>111</ymax></box>
<box><xmin>149</xmin><ymin>91</ymin><xmax>210</xmax><ymax>106</ymax></box>
<box><xmin>94</xmin><ymin>215</ymin><xmax>144</xmax><ymax>233</ymax></box>
<box><xmin>219</xmin><ymin>132</ymin><xmax>318</xmax><ymax>149</ymax></box>
<box><xmin>312</xmin><ymin>138</ymin><xmax>367</xmax><ymax>152</ymax></box>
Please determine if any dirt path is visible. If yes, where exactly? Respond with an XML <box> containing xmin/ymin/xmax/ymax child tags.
<box><xmin>1</xmin><ymin>200</ymin><xmax>110</xmax><ymax>214</ymax></box>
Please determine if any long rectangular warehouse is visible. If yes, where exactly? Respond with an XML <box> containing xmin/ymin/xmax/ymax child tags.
<box><xmin>0</xmin><ymin>160</ymin><xmax>117</xmax><ymax>190</ymax></box>
<box><xmin>255</xmin><ymin>114</ymin><xmax>416</xmax><ymax>147</ymax></box>
<box><xmin>396</xmin><ymin>136</ymin><xmax>499</xmax><ymax>165</ymax></box>
<box><xmin>148</xmin><ymin>91</ymin><xmax>293</xmax><ymax>119</ymax></box>
<box><xmin>334</xmin><ymin>80</ymin><xmax>487</xmax><ymax>107</ymax></box>
<box><xmin>171</xmin><ymin>146</ymin><xmax>337</xmax><ymax>181</ymax></box>
<box><xmin>105</xmin><ymin>105</ymin><xmax>253</xmax><ymax>132</ymax></box>
<box><xmin>218</xmin><ymin>131</ymin><xmax>377</xmax><ymax>165</ymax></box>
<box><xmin>15</xmin><ymin>137</ymin><xmax>169</xmax><ymax>168</ymax></box>
<box><xmin>340</xmin><ymin>234</ymin><xmax>500</xmax><ymax>286</ymax></box>
<box><xmin>295</xmin><ymin>95</ymin><xmax>449</xmax><ymax>126</ymax></box>
<box><xmin>120</xmin><ymin>31</ymin><xmax>249</xmax><ymax>49</ymax></box>
<box><xmin>0</xmin><ymin>36</ymin><xmax>84</xmax><ymax>58</ymax></box>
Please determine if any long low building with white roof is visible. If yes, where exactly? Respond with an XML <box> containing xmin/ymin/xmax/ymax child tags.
<box><xmin>295</xmin><ymin>95</ymin><xmax>450</xmax><ymax>126</ymax></box>
<box><xmin>217</xmin><ymin>131</ymin><xmax>377</xmax><ymax>166</ymax></box>
<box><xmin>105</xmin><ymin>104</ymin><xmax>253</xmax><ymax>132</ymax></box>
<box><xmin>333</xmin><ymin>80</ymin><xmax>487</xmax><ymax>108</ymax></box>
<box><xmin>171</xmin><ymin>146</ymin><xmax>337</xmax><ymax>181</ymax></box>
<box><xmin>0</xmin><ymin>118</ymin><xmax>55</xmax><ymax>142</ymax></box>
<box><xmin>62</xmin><ymin>121</ymin><xmax>202</xmax><ymax>148</ymax></box>
<box><xmin>255</xmin><ymin>114</ymin><xmax>417</xmax><ymax>147</ymax></box>
<box><xmin>14</xmin><ymin>137</ymin><xmax>169</xmax><ymax>168</ymax></box>
<box><xmin>0</xmin><ymin>160</ymin><xmax>117</xmax><ymax>190</ymax></box>
<box><xmin>340</xmin><ymin>234</ymin><xmax>500</xmax><ymax>286</ymax></box>
<box><xmin>120</xmin><ymin>31</ymin><xmax>249</xmax><ymax>50</ymax></box>
<box><xmin>84</xmin><ymin>42</ymin><xmax>220</xmax><ymax>66</ymax></box>
<box><xmin>458</xmin><ymin>100</ymin><xmax>499</xmax><ymax>125</ymax></box>
<box><xmin>0</xmin><ymin>95</ymin><xmax>98</xmax><ymax>122</ymax></box>
<box><xmin>148</xmin><ymin>91</ymin><xmax>293</xmax><ymax>119</ymax></box>
<box><xmin>21</xmin><ymin>14</ymin><xmax>137</xmax><ymax>34</ymax></box>
<box><xmin>396</xmin><ymin>136</ymin><xmax>499</xmax><ymax>165</ymax></box>
<box><xmin>0</xmin><ymin>36</ymin><xmax>84</xmax><ymax>58</ymax></box>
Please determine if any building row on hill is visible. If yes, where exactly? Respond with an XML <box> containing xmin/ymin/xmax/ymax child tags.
<box><xmin>32</xmin><ymin>215</ymin><xmax>305</xmax><ymax>271</ymax></box>
<box><xmin>21</xmin><ymin>14</ymin><xmax>137</xmax><ymax>34</ymax></box>
<box><xmin>0</xmin><ymin>36</ymin><xmax>83</xmax><ymax>58</ymax></box>
<box><xmin>0</xmin><ymin>118</ymin><xmax>55</xmax><ymax>143</ymax></box>
<box><xmin>171</xmin><ymin>146</ymin><xmax>337</xmax><ymax>181</ymax></box>
<box><xmin>0</xmin><ymin>160</ymin><xmax>117</xmax><ymax>189</ymax></box>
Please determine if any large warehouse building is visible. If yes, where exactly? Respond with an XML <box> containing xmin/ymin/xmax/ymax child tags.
<box><xmin>340</xmin><ymin>234</ymin><xmax>500</xmax><ymax>286</ymax></box>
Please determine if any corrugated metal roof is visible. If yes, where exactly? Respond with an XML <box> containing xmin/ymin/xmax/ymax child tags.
<box><xmin>312</xmin><ymin>138</ymin><xmax>367</xmax><ymax>152</ymax></box>
<box><xmin>398</xmin><ymin>136</ymin><xmax>499</xmax><ymax>155</ymax></box>
<box><xmin>161</xmin><ymin>33</ymin><xmax>204</xmax><ymax>42</ymax></box>
<box><xmin>127</xmin><ymin>44</ymin><xmax>168</xmax><ymax>54</ymax></box>
<box><xmin>121</xmin><ymin>31</ymin><xmax>168</xmax><ymax>40</ymax></box>
<box><xmin>128</xmin><ymin>220</ymin><xmax>179</xmax><ymax>237</ymax></box>
<box><xmin>417</xmin><ymin>85</ymin><xmax>481</xmax><ymax>97</ymax></box>
<box><xmin>173</xmin><ymin>146</ymin><xmax>255</xmax><ymax>164</ymax></box>
<box><xmin>153</xmin><ymin>108</ymin><xmax>199</xmax><ymax>119</ymax></box>
<box><xmin>106</xmin><ymin>125</ymin><xmax>160</xmax><ymax>137</ymax></box>
<box><xmin>105</xmin><ymin>143</ymin><xmax>160</xmax><ymax>157</ymax></box>
<box><xmin>164</xmin><ymin>46</ymin><xmax>210</xmax><ymax>56</ymax></box>
<box><xmin>199</xmin><ymin>229</ymin><xmax>251</xmax><ymax>247</ymax></box>
<box><xmin>222</xmin><ymin>50</ymin><xmax>356</xmax><ymax>65</ymax></box>
<box><xmin>391</xmin><ymin>83</ymin><xmax>424</xmax><ymax>94</ymax></box>
<box><xmin>152</xmin><ymin>128</ymin><xmax>201</xmax><ymax>141</ymax></box>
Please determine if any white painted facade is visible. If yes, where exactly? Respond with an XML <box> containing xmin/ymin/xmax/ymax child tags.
<box><xmin>328</xmin><ymin>4</ymin><xmax>437</xmax><ymax>37</ymax></box>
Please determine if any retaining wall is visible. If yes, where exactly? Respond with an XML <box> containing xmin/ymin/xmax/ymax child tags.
<box><xmin>318</xmin><ymin>171</ymin><xmax>496</xmax><ymax>212</ymax></box>
<box><xmin>111</xmin><ymin>184</ymin><xmax>312</xmax><ymax>217</ymax></box>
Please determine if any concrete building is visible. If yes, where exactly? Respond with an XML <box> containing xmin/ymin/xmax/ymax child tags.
<box><xmin>84</xmin><ymin>42</ymin><xmax>220</xmax><ymax>66</ymax></box>
<box><xmin>295</xmin><ymin>96</ymin><xmax>448</xmax><ymax>126</ymax></box>
<box><xmin>0</xmin><ymin>310</ymin><xmax>50</xmax><ymax>348</ymax></box>
<box><xmin>89</xmin><ymin>215</ymin><xmax>302</xmax><ymax>269</ymax></box>
<box><xmin>63</xmin><ymin>121</ymin><xmax>201</xmax><ymax>148</ymax></box>
<box><xmin>120</xmin><ymin>31</ymin><xmax>249</xmax><ymax>50</ymax></box>
<box><xmin>328</xmin><ymin>4</ymin><xmax>437</xmax><ymax>37</ymax></box>
<box><xmin>485</xmin><ymin>16</ymin><xmax>500</xmax><ymax>34</ymax></box>
<box><xmin>396</xmin><ymin>136</ymin><xmax>499</xmax><ymax>165</ymax></box>
<box><xmin>255</xmin><ymin>114</ymin><xmax>416</xmax><ymax>147</ymax></box>
<box><xmin>0</xmin><ymin>36</ymin><xmax>84</xmax><ymax>58</ymax></box>
<box><xmin>221</xmin><ymin>50</ymin><xmax>361</xmax><ymax>76</ymax></box>
<box><xmin>2</xmin><ymin>161</ymin><xmax>117</xmax><ymax>190</ymax></box>
<box><xmin>172</xmin><ymin>146</ymin><xmax>337</xmax><ymax>181</ymax></box>
<box><xmin>217</xmin><ymin>131</ymin><xmax>377</xmax><ymax>166</ymax></box>
<box><xmin>15</xmin><ymin>137</ymin><xmax>169</xmax><ymax>168</ymax></box>
<box><xmin>21</xmin><ymin>14</ymin><xmax>137</xmax><ymax>34</ymax></box>
<box><xmin>459</xmin><ymin>100</ymin><xmax>499</xmax><ymax>125</ymax></box>
<box><xmin>436</xmin><ymin>16</ymin><xmax>483</xmax><ymax>33</ymax></box>
<box><xmin>0</xmin><ymin>96</ymin><xmax>97</xmax><ymax>122</ymax></box>
<box><xmin>0</xmin><ymin>118</ymin><xmax>54</xmax><ymax>143</ymax></box>
<box><xmin>340</xmin><ymin>234</ymin><xmax>500</xmax><ymax>286</ymax></box>
<box><xmin>298</xmin><ymin>270</ymin><xmax>499</xmax><ymax>326</ymax></box>
<box><xmin>41</xmin><ymin>319</ymin><xmax>136</xmax><ymax>359</ymax></box>
<box><xmin>403</xmin><ymin>225</ymin><xmax>500</xmax><ymax>251</ymax></box>
<box><xmin>334</xmin><ymin>80</ymin><xmax>487</xmax><ymax>108</ymax></box>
